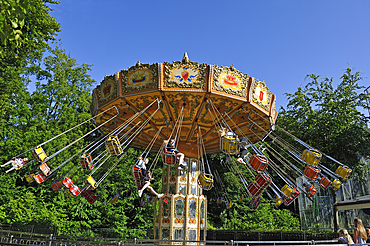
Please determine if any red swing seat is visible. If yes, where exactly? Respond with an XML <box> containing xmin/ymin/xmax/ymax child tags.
<box><xmin>303</xmin><ymin>165</ymin><xmax>321</xmax><ymax>180</ymax></box>
<box><xmin>81</xmin><ymin>190</ymin><xmax>97</xmax><ymax>204</ymax></box>
<box><xmin>133</xmin><ymin>165</ymin><xmax>144</xmax><ymax>190</ymax></box>
<box><xmin>251</xmin><ymin>196</ymin><xmax>261</xmax><ymax>210</ymax></box>
<box><xmin>247</xmin><ymin>181</ymin><xmax>264</xmax><ymax>198</ymax></box>
<box><xmin>33</xmin><ymin>173</ymin><xmax>46</xmax><ymax>184</ymax></box>
<box><xmin>51</xmin><ymin>181</ymin><xmax>63</xmax><ymax>191</ymax></box>
<box><xmin>249</xmin><ymin>154</ymin><xmax>269</xmax><ymax>173</ymax></box>
<box><xmin>162</xmin><ymin>148</ymin><xmax>177</xmax><ymax>166</ymax></box>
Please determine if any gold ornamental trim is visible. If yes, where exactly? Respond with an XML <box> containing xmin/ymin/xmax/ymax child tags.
<box><xmin>121</xmin><ymin>61</ymin><xmax>158</xmax><ymax>93</ymax></box>
<box><xmin>251</xmin><ymin>80</ymin><xmax>272</xmax><ymax>112</ymax></box>
<box><xmin>213</xmin><ymin>65</ymin><xmax>249</xmax><ymax>97</ymax></box>
<box><xmin>97</xmin><ymin>74</ymin><xmax>119</xmax><ymax>106</ymax></box>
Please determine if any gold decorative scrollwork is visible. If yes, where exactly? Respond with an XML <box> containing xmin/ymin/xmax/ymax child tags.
<box><xmin>213</xmin><ymin>65</ymin><xmax>249</xmax><ymax>97</ymax></box>
<box><xmin>121</xmin><ymin>62</ymin><xmax>157</xmax><ymax>93</ymax></box>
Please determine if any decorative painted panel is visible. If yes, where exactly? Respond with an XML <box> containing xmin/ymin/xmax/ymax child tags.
<box><xmin>213</xmin><ymin>65</ymin><xmax>249</xmax><ymax>97</ymax></box>
<box><xmin>121</xmin><ymin>61</ymin><xmax>157</xmax><ymax>93</ymax></box>
<box><xmin>164</xmin><ymin>56</ymin><xmax>207</xmax><ymax>89</ymax></box>
<box><xmin>251</xmin><ymin>79</ymin><xmax>272</xmax><ymax>112</ymax></box>
<box><xmin>97</xmin><ymin>74</ymin><xmax>118</xmax><ymax>106</ymax></box>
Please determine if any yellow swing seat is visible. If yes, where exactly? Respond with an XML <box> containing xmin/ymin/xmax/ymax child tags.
<box><xmin>105</xmin><ymin>136</ymin><xmax>123</xmax><ymax>155</ymax></box>
<box><xmin>332</xmin><ymin>179</ymin><xmax>342</xmax><ymax>191</ymax></box>
<box><xmin>335</xmin><ymin>165</ymin><xmax>352</xmax><ymax>180</ymax></box>
<box><xmin>274</xmin><ymin>195</ymin><xmax>283</xmax><ymax>206</ymax></box>
<box><xmin>198</xmin><ymin>173</ymin><xmax>214</xmax><ymax>191</ymax></box>
<box><xmin>281</xmin><ymin>184</ymin><xmax>293</xmax><ymax>197</ymax></box>
<box><xmin>301</xmin><ymin>149</ymin><xmax>322</xmax><ymax>166</ymax></box>
<box><xmin>32</xmin><ymin>146</ymin><xmax>47</xmax><ymax>163</ymax></box>
<box><xmin>85</xmin><ymin>175</ymin><xmax>98</xmax><ymax>190</ymax></box>
<box><xmin>24</xmin><ymin>173</ymin><xmax>35</xmax><ymax>183</ymax></box>
<box><xmin>220</xmin><ymin>136</ymin><xmax>239</xmax><ymax>155</ymax></box>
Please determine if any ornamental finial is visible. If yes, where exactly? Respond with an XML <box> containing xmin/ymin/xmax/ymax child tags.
<box><xmin>182</xmin><ymin>52</ymin><xmax>189</xmax><ymax>63</ymax></box>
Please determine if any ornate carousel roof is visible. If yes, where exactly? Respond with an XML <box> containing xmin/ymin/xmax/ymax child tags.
<box><xmin>90</xmin><ymin>53</ymin><xmax>277</xmax><ymax>157</ymax></box>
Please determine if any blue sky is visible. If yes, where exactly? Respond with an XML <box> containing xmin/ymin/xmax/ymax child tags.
<box><xmin>49</xmin><ymin>0</ymin><xmax>370</xmax><ymax>110</ymax></box>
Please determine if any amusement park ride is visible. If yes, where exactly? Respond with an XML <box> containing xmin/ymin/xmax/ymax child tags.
<box><xmin>2</xmin><ymin>53</ymin><xmax>353</xmax><ymax>242</ymax></box>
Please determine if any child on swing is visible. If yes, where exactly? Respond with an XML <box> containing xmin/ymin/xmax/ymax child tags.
<box><xmin>165</xmin><ymin>139</ymin><xmax>187</xmax><ymax>170</ymax></box>
<box><xmin>135</xmin><ymin>157</ymin><xmax>163</xmax><ymax>198</ymax></box>
<box><xmin>1</xmin><ymin>157</ymin><xmax>28</xmax><ymax>173</ymax></box>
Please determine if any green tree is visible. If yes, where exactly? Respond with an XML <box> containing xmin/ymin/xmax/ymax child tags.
<box><xmin>276</xmin><ymin>68</ymin><xmax>370</xmax><ymax>231</ymax></box>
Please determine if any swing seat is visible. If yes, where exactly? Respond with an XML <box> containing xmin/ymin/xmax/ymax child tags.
<box><xmin>216</xmin><ymin>197</ymin><xmax>223</xmax><ymax>204</ymax></box>
<box><xmin>162</xmin><ymin>148</ymin><xmax>177</xmax><ymax>166</ymax></box>
<box><xmin>133</xmin><ymin>165</ymin><xmax>144</xmax><ymax>190</ymax></box>
<box><xmin>249</xmin><ymin>154</ymin><xmax>269</xmax><ymax>173</ymax></box>
<box><xmin>255</xmin><ymin>173</ymin><xmax>271</xmax><ymax>188</ymax></box>
<box><xmin>85</xmin><ymin>175</ymin><xmax>98</xmax><ymax>190</ymax></box>
<box><xmin>81</xmin><ymin>190</ymin><xmax>97</xmax><ymax>204</ymax></box>
<box><xmin>33</xmin><ymin>173</ymin><xmax>46</xmax><ymax>184</ymax></box>
<box><xmin>283</xmin><ymin>195</ymin><xmax>294</xmax><ymax>206</ymax></box>
<box><xmin>332</xmin><ymin>179</ymin><xmax>342</xmax><ymax>191</ymax></box>
<box><xmin>247</xmin><ymin>182</ymin><xmax>263</xmax><ymax>197</ymax></box>
<box><xmin>281</xmin><ymin>184</ymin><xmax>293</xmax><ymax>197</ymax></box>
<box><xmin>226</xmin><ymin>201</ymin><xmax>232</xmax><ymax>209</ymax></box>
<box><xmin>32</xmin><ymin>146</ymin><xmax>47</xmax><ymax>163</ymax></box>
<box><xmin>301</xmin><ymin>149</ymin><xmax>322</xmax><ymax>166</ymax></box>
<box><xmin>198</xmin><ymin>173</ymin><xmax>214</xmax><ymax>190</ymax></box>
<box><xmin>38</xmin><ymin>163</ymin><xmax>50</xmax><ymax>176</ymax></box>
<box><xmin>274</xmin><ymin>195</ymin><xmax>283</xmax><ymax>206</ymax></box>
<box><xmin>291</xmin><ymin>188</ymin><xmax>300</xmax><ymax>199</ymax></box>
<box><xmin>251</xmin><ymin>196</ymin><xmax>261</xmax><ymax>210</ymax></box>
<box><xmin>51</xmin><ymin>181</ymin><xmax>63</xmax><ymax>191</ymax></box>
<box><xmin>305</xmin><ymin>184</ymin><xmax>317</xmax><ymax>197</ymax></box>
<box><xmin>220</xmin><ymin>136</ymin><xmax>240</xmax><ymax>155</ymax></box>
<box><xmin>69</xmin><ymin>184</ymin><xmax>81</xmax><ymax>196</ymax></box>
<box><xmin>239</xmin><ymin>194</ymin><xmax>244</xmax><ymax>202</ymax></box>
<box><xmin>62</xmin><ymin>177</ymin><xmax>73</xmax><ymax>189</ymax></box>
<box><xmin>303</xmin><ymin>165</ymin><xmax>321</xmax><ymax>180</ymax></box>
<box><xmin>105</xmin><ymin>136</ymin><xmax>123</xmax><ymax>155</ymax></box>
<box><xmin>109</xmin><ymin>192</ymin><xmax>120</xmax><ymax>204</ymax></box>
<box><xmin>24</xmin><ymin>173</ymin><xmax>35</xmax><ymax>183</ymax></box>
<box><xmin>319</xmin><ymin>176</ymin><xmax>331</xmax><ymax>189</ymax></box>
<box><xmin>80</xmin><ymin>153</ymin><xmax>93</xmax><ymax>170</ymax></box>
<box><xmin>335</xmin><ymin>165</ymin><xmax>351</xmax><ymax>180</ymax></box>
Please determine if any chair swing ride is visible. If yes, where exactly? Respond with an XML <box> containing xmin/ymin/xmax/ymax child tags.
<box><xmin>2</xmin><ymin>53</ymin><xmax>352</xmax><ymax>241</ymax></box>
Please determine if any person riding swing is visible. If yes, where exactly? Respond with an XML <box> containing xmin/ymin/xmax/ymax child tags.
<box><xmin>134</xmin><ymin>157</ymin><xmax>163</xmax><ymax>198</ymax></box>
<box><xmin>166</xmin><ymin>139</ymin><xmax>187</xmax><ymax>170</ymax></box>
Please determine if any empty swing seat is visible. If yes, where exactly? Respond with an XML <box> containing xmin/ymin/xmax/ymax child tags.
<box><xmin>80</xmin><ymin>153</ymin><xmax>93</xmax><ymax>170</ymax></box>
<box><xmin>274</xmin><ymin>195</ymin><xmax>283</xmax><ymax>206</ymax></box>
<box><xmin>68</xmin><ymin>184</ymin><xmax>81</xmax><ymax>196</ymax></box>
<box><xmin>249</xmin><ymin>154</ymin><xmax>269</xmax><ymax>173</ymax></box>
<box><xmin>220</xmin><ymin>136</ymin><xmax>240</xmax><ymax>155</ymax></box>
<box><xmin>216</xmin><ymin>197</ymin><xmax>223</xmax><ymax>204</ymax></box>
<box><xmin>162</xmin><ymin>148</ymin><xmax>177</xmax><ymax>166</ymax></box>
<box><xmin>335</xmin><ymin>165</ymin><xmax>351</xmax><ymax>180</ymax></box>
<box><xmin>39</xmin><ymin>163</ymin><xmax>50</xmax><ymax>176</ymax></box>
<box><xmin>33</xmin><ymin>173</ymin><xmax>46</xmax><ymax>184</ymax></box>
<box><xmin>303</xmin><ymin>165</ymin><xmax>321</xmax><ymax>180</ymax></box>
<box><xmin>226</xmin><ymin>201</ymin><xmax>232</xmax><ymax>209</ymax></box>
<box><xmin>25</xmin><ymin>173</ymin><xmax>35</xmax><ymax>183</ymax></box>
<box><xmin>51</xmin><ymin>181</ymin><xmax>63</xmax><ymax>191</ymax></box>
<box><xmin>32</xmin><ymin>146</ymin><xmax>47</xmax><ymax>163</ymax></box>
<box><xmin>319</xmin><ymin>176</ymin><xmax>331</xmax><ymax>189</ymax></box>
<box><xmin>198</xmin><ymin>173</ymin><xmax>214</xmax><ymax>191</ymax></box>
<box><xmin>81</xmin><ymin>190</ymin><xmax>97</xmax><ymax>204</ymax></box>
<box><xmin>305</xmin><ymin>184</ymin><xmax>317</xmax><ymax>197</ymax></box>
<box><xmin>255</xmin><ymin>173</ymin><xmax>271</xmax><ymax>188</ymax></box>
<box><xmin>109</xmin><ymin>192</ymin><xmax>120</xmax><ymax>204</ymax></box>
<box><xmin>291</xmin><ymin>188</ymin><xmax>300</xmax><ymax>199</ymax></box>
<box><xmin>62</xmin><ymin>177</ymin><xmax>73</xmax><ymax>189</ymax></box>
<box><xmin>251</xmin><ymin>197</ymin><xmax>261</xmax><ymax>210</ymax></box>
<box><xmin>247</xmin><ymin>181</ymin><xmax>263</xmax><ymax>198</ymax></box>
<box><xmin>105</xmin><ymin>136</ymin><xmax>123</xmax><ymax>155</ymax></box>
<box><xmin>85</xmin><ymin>175</ymin><xmax>98</xmax><ymax>190</ymax></box>
<box><xmin>283</xmin><ymin>195</ymin><xmax>294</xmax><ymax>206</ymax></box>
<box><xmin>332</xmin><ymin>179</ymin><xmax>342</xmax><ymax>191</ymax></box>
<box><xmin>301</xmin><ymin>149</ymin><xmax>322</xmax><ymax>166</ymax></box>
<box><xmin>281</xmin><ymin>184</ymin><xmax>293</xmax><ymax>197</ymax></box>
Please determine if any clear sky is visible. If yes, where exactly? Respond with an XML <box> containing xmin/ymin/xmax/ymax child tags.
<box><xmin>48</xmin><ymin>0</ymin><xmax>370</xmax><ymax>110</ymax></box>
